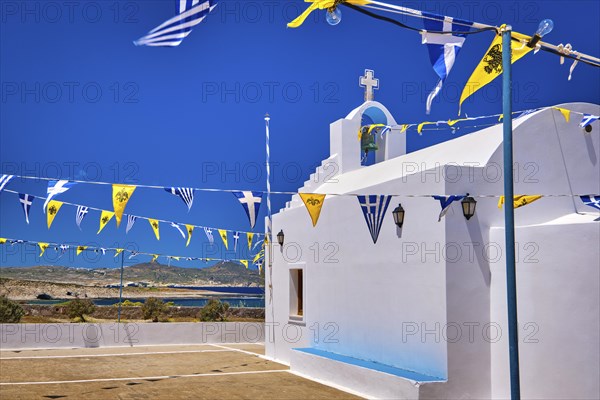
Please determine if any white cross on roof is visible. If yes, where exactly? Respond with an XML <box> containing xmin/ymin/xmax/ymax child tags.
<box><xmin>359</xmin><ymin>69</ymin><xmax>379</xmax><ymax>101</ymax></box>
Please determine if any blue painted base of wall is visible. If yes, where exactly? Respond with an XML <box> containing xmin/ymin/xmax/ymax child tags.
<box><xmin>293</xmin><ymin>347</ymin><xmax>445</xmax><ymax>383</ymax></box>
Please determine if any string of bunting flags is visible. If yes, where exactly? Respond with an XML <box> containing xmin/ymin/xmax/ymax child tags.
<box><xmin>286</xmin><ymin>1</ymin><xmax>600</xmax><ymax>114</ymax></box>
<box><xmin>2</xmin><ymin>104</ymin><xmax>597</xmax><ymax>204</ymax></box>
<box><xmin>1</xmin><ymin>188</ymin><xmax>262</xmax><ymax>251</ymax></box>
<box><xmin>358</xmin><ymin>106</ymin><xmax>599</xmax><ymax>141</ymax></box>
<box><xmin>0</xmin><ymin>238</ymin><xmax>263</xmax><ymax>272</ymax></box>
<box><xmin>298</xmin><ymin>192</ymin><xmax>600</xmax><ymax>244</ymax></box>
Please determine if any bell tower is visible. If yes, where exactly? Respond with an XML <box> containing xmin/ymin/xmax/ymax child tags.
<box><xmin>328</xmin><ymin>69</ymin><xmax>406</xmax><ymax>174</ymax></box>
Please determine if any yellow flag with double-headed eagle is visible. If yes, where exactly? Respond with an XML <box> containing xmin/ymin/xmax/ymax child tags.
<box><xmin>247</xmin><ymin>233</ymin><xmax>254</xmax><ymax>250</ymax></box>
<box><xmin>498</xmin><ymin>195</ymin><xmax>543</xmax><ymax>209</ymax></box>
<box><xmin>185</xmin><ymin>224</ymin><xmax>194</xmax><ymax>247</ymax></box>
<box><xmin>38</xmin><ymin>242</ymin><xmax>49</xmax><ymax>256</ymax></box>
<box><xmin>149</xmin><ymin>219</ymin><xmax>160</xmax><ymax>240</ymax></box>
<box><xmin>112</xmin><ymin>184</ymin><xmax>136</xmax><ymax>227</ymax></box>
<box><xmin>459</xmin><ymin>26</ymin><xmax>533</xmax><ymax>114</ymax></box>
<box><xmin>46</xmin><ymin>200</ymin><xmax>63</xmax><ymax>229</ymax></box>
<box><xmin>97</xmin><ymin>210</ymin><xmax>115</xmax><ymax>234</ymax></box>
<box><xmin>218</xmin><ymin>229</ymin><xmax>228</xmax><ymax>249</ymax></box>
<box><xmin>300</xmin><ymin>193</ymin><xmax>326</xmax><ymax>227</ymax></box>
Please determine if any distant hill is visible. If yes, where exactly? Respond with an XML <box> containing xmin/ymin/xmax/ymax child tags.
<box><xmin>0</xmin><ymin>261</ymin><xmax>264</xmax><ymax>287</ymax></box>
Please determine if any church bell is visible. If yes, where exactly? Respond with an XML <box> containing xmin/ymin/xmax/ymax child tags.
<box><xmin>360</xmin><ymin>126</ymin><xmax>379</xmax><ymax>153</ymax></box>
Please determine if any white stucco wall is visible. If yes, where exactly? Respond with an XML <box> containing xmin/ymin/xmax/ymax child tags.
<box><xmin>266</xmin><ymin>102</ymin><xmax>599</xmax><ymax>399</ymax></box>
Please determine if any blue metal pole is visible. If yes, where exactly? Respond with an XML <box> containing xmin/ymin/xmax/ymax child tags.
<box><xmin>502</xmin><ymin>25</ymin><xmax>521</xmax><ymax>400</ymax></box>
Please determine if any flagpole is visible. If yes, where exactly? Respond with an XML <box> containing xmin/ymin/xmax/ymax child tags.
<box><xmin>118</xmin><ymin>251</ymin><xmax>125</xmax><ymax>323</ymax></box>
<box><xmin>502</xmin><ymin>25</ymin><xmax>521</xmax><ymax>400</ymax></box>
<box><xmin>265</xmin><ymin>113</ymin><xmax>272</xmax><ymax>275</ymax></box>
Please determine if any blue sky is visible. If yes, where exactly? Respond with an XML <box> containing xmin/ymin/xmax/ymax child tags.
<box><xmin>1</xmin><ymin>0</ymin><xmax>599</xmax><ymax>269</ymax></box>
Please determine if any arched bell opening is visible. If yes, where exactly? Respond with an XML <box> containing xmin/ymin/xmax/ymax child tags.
<box><xmin>360</xmin><ymin>106</ymin><xmax>388</xmax><ymax>166</ymax></box>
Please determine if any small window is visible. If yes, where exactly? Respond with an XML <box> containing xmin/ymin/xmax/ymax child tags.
<box><xmin>289</xmin><ymin>268</ymin><xmax>304</xmax><ymax>320</ymax></box>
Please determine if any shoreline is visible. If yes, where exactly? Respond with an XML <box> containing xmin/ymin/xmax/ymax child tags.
<box><xmin>0</xmin><ymin>278</ymin><xmax>265</xmax><ymax>301</ymax></box>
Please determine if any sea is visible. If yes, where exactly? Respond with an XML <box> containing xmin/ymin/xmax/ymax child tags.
<box><xmin>27</xmin><ymin>286</ymin><xmax>266</xmax><ymax>308</ymax></box>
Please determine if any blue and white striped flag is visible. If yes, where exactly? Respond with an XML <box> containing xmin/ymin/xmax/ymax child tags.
<box><xmin>357</xmin><ymin>195</ymin><xmax>392</xmax><ymax>244</ymax></box>
<box><xmin>43</xmin><ymin>180</ymin><xmax>76</xmax><ymax>213</ymax></box>
<box><xmin>19</xmin><ymin>193</ymin><xmax>34</xmax><ymax>224</ymax></box>
<box><xmin>76</xmin><ymin>206</ymin><xmax>89</xmax><ymax>230</ymax></box>
<box><xmin>126</xmin><ymin>215</ymin><xmax>137</xmax><ymax>234</ymax></box>
<box><xmin>233</xmin><ymin>191</ymin><xmax>263</xmax><ymax>229</ymax></box>
<box><xmin>0</xmin><ymin>174</ymin><xmax>14</xmax><ymax>192</ymax></box>
<box><xmin>579</xmin><ymin>114</ymin><xmax>599</xmax><ymax>128</ymax></box>
<box><xmin>421</xmin><ymin>13</ymin><xmax>473</xmax><ymax>114</ymax></box>
<box><xmin>165</xmin><ymin>187</ymin><xmax>195</xmax><ymax>211</ymax></box>
<box><xmin>135</xmin><ymin>0</ymin><xmax>218</xmax><ymax>47</ymax></box>
<box><xmin>204</xmin><ymin>227</ymin><xmax>214</xmax><ymax>245</ymax></box>
<box><xmin>433</xmin><ymin>195</ymin><xmax>465</xmax><ymax>222</ymax></box>
<box><xmin>580</xmin><ymin>195</ymin><xmax>600</xmax><ymax>211</ymax></box>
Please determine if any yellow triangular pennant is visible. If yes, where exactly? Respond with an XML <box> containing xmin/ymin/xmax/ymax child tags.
<box><xmin>38</xmin><ymin>242</ymin><xmax>49</xmax><ymax>256</ymax></box>
<box><xmin>299</xmin><ymin>193</ymin><xmax>326</xmax><ymax>227</ymax></box>
<box><xmin>172</xmin><ymin>256</ymin><xmax>180</xmax><ymax>261</ymax></box>
<box><xmin>151</xmin><ymin>254</ymin><xmax>159</xmax><ymax>262</ymax></box>
<box><xmin>0</xmin><ymin>238</ymin><xmax>6</xmax><ymax>245</ymax></box>
<box><xmin>112</xmin><ymin>184</ymin><xmax>136</xmax><ymax>227</ymax></box>
<box><xmin>218</xmin><ymin>229</ymin><xmax>228</xmax><ymax>249</ymax></box>
<box><xmin>149</xmin><ymin>219</ymin><xmax>160</xmax><ymax>240</ymax></box>
<box><xmin>185</xmin><ymin>224</ymin><xmax>194</xmax><ymax>247</ymax></box>
<box><xmin>460</xmin><ymin>27</ymin><xmax>534</xmax><ymax>113</ymax></box>
<box><xmin>247</xmin><ymin>233</ymin><xmax>254</xmax><ymax>250</ymax></box>
<box><xmin>240</xmin><ymin>260</ymin><xmax>249</xmax><ymax>269</ymax></box>
<box><xmin>447</xmin><ymin>118</ymin><xmax>467</xmax><ymax>127</ymax></box>
<box><xmin>76</xmin><ymin>246</ymin><xmax>87</xmax><ymax>256</ymax></box>
<box><xmin>417</xmin><ymin>122</ymin><xmax>434</xmax><ymax>134</ymax></box>
<box><xmin>253</xmin><ymin>250</ymin><xmax>264</xmax><ymax>264</ymax></box>
<box><xmin>114</xmin><ymin>248</ymin><xmax>124</xmax><ymax>257</ymax></box>
<box><xmin>97</xmin><ymin>210</ymin><xmax>115</xmax><ymax>234</ymax></box>
<box><xmin>498</xmin><ymin>195</ymin><xmax>543</xmax><ymax>209</ymax></box>
<box><xmin>554</xmin><ymin>107</ymin><xmax>571</xmax><ymax>123</ymax></box>
<box><xmin>46</xmin><ymin>200</ymin><xmax>63</xmax><ymax>229</ymax></box>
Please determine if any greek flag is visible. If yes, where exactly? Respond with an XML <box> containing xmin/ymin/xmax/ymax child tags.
<box><xmin>126</xmin><ymin>215</ymin><xmax>137</xmax><ymax>234</ymax></box>
<box><xmin>579</xmin><ymin>114</ymin><xmax>599</xmax><ymax>128</ymax></box>
<box><xmin>57</xmin><ymin>244</ymin><xmax>70</xmax><ymax>260</ymax></box>
<box><xmin>19</xmin><ymin>193</ymin><xmax>34</xmax><ymax>224</ymax></box>
<box><xmin>43</xmin><ymin>180</ymin><xmax>76</xmax><ymax>213</ymax></box>
<box><xmin>135</xmin><ymin>0</ymin><xmax>218</xmax><ymax>47</ymax></box>
<box><xmin>233</xmin><ymin>231</ymin><xmax>240</xmax><ymax>251</ymax></box>
<box><xmin>580</xmin><ymin>195</ymin><xmax>600</xmax><ymax>211</ymax></box>
<box><xmin>357</xmin><ymin>195</ymin><xmax>392</xmax><ymax>244</ymax></box>
<box><xmin>421</xmin><ymin>13</ymin><xmax>473</xmax><ymax>114</ymax></box>
<box><xmin>233</xmin><ymin>191</ymin><xmax>263</xmax><ymax>229</ymax></box>
<box><xmin>76</xmin><ymin>206</ymin><xmax>89</xmax><ymax>230</ymax></box>
<box><xmin>170</xmin><ymin>222</ymin><xmax>186</xmax><ymax>239</ymax></box>
<box><xmin>165</xmin><ymin>187</ymin><xmax>195</xmax><ymax>211</ymax></box>
<box><xmin>0</xmin><ymin>174</ymin><xmax>14</xmax><ymax>192</ymax></box>
<box><xmin>433</xmin><ymin>195</ymin><xmax>465</xmax><ymax>222</ymax></box>
<box><xmin>204</xmin><ymin>227</ymin><xmax>214</xmax><ymax>245</ymax></box>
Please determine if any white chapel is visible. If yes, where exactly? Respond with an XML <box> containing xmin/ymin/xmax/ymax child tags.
<box><xmin>264</xmin><ymin>70</ymin><xmax>600</xmax><ymax>399</ymax></box>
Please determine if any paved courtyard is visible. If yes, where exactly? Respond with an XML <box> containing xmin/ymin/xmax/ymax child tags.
<box><xmin>0</xmin><ymin>343</ymin><xmax>360</xmax><ymax>399</ymax></box>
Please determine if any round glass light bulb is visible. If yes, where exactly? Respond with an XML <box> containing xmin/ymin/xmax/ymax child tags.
<box><xmin>326</xmin><ymin>8</ymin><xmax>342</xmax><ymax>26</ymax></box>
<box><xmin>535</xmin><ymin>19</ymin><xmax>554</xmax><ymax>37</ymax></box>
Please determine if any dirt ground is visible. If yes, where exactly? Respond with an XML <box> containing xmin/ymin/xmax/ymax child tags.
<box><xmin>0</xmin><ymin>343</ymin><xmax>361</xmax><ymax>399</ymax></box>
